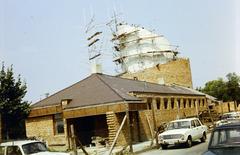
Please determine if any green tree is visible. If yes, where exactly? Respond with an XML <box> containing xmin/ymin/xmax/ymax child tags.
<box><xmin>0</xmin><ymin>63</ymin><xmax>30</xmax><ymax>139</ymax></box>
<box><xmin>200</xmin><ymin>73</ymin><xmax>240</xmax><ymax>103</ymax></box>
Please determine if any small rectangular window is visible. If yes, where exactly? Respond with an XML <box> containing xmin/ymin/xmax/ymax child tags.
<box><xmin>188</xmin><ymin>99</ymin><xmax>191</xmax><ymax>108</ymax></box>
<box><xmin>156</xmin><ymin>98</ymin><xmax>160</xmax><ymax>110</ymax></box>
<box><xmin>54</xmin><ymin>113</ymin><xmax>64</xmax><ymax>134</ymax></box>
<box><xmin>177</xmin><ymin>99</ymin><xmax>181</xmax><ymax>108</ymax></box>
<box><xmin>171</xmin><ymin>98</ymin><xmax>174</xmax><ymax>109</ymax></box>
<box><xmin>147</xmin><ymin>98</ymin><xmax>152</xmax><ymax>110</ymax></box>
<box><xmin>164</xmin><ymin>98</ymin><xmax>168</xmax><ymax>109</ymax></box>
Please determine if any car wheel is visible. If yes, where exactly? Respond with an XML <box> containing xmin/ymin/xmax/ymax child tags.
<box><xmin>185</xmin><ymin>136</ymin><xmax>192</xmax><ymax>148</ymax></box>
<box><xmin>201</xmin><ymin>132</ymin><xmax>206</xmax><ymax>143</ymax></box>
<box><xmin>161</xmin><ymin>144</ymin><xmax>168</xmax><ymax>149</ymax></box>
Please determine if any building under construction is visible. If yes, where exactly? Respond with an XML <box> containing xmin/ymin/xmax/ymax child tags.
<box><xmin>25</xmin><ymin>22</ymin><xmax>213</xmax><ymax>152</ymax></box>
<box><xmin>111</xmin><ymin>23</ymin><xmax>192</xmax><ymax>88</ymax></box>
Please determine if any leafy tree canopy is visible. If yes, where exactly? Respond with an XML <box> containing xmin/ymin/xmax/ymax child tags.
<box><xmin>199</xmin><ymin>73</ymin><xmax>240</xmax><ymax>102</ymax></box>
<box><xmin>0</xmin><ymin>62</ymin><xmax>30</xmax><ymax>139</ymax></box>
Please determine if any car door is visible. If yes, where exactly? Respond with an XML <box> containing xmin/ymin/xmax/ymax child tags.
<box><xmin>190</xmin><ymin>120</ymin><xmax>198</xmax><ymax>140</ymax></box>
<box><xmin>194</xmin><ymin>119</ymin><xmax>202</xmax><ymax>138</ymax></box>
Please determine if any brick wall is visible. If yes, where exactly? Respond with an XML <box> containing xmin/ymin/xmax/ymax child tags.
<box><xmin>215</xmin><ymin>101</ymin><xmax>240</xmax><ymax>114</ymax></box>
<box><xmin>105</xmin><ymin>96</ymin><xmax>208</xmax><ymax>145</ymax></box>
<box><xmin>137</xmin><ymin>96</ymin><xmax>207</xmax><ymax>141</ymax></box>
<box><xmin>25</xmin><ymin>115</ymin><xmax>67</xmax><ymax>150</ymax></box>
<box><xmin>121</xmin><ymin>58</ymin><xmax>193</xmax><ymax>88</ymax></box>
<box><xmin>106</xmin><ymin>112</ymin><xmax>130</xmax><ymax>146</ymax></box>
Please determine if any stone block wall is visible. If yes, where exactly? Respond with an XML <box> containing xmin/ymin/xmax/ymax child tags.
<box><xmin>120</xmin><ymin>58</ymin><xmax>193</xmax><ymax>88</ymax></box>
<box><xmin>106</xmin><ymin>112</ymin><xmax>130</xmax><ymax>146</ymax></box>
<box><xmin>25</xmin><ymin>115</ymin><xmax>67</xmax><ymax>150</ymax></box>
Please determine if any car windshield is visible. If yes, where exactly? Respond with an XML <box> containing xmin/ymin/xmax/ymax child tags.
<box><xmin>209</xmin><ymin>128</ymin><xmax>240</xmax><ymax>148</ymax></box>
<box><xmin>167</xmin><ymin>121</ymin><xmax>190</xmax><ymax>130</ymax></box>
<box><xmin>22</xmin><ymin>142</ymin><xmax>48</xmax><ymax>154</ymax></box>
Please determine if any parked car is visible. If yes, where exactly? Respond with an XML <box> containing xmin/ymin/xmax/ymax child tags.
<box><xmin>215</xmin><ymin>112</ymin><xmax>240</xmax><ymax>127</ymax></box>
<box><xmin>203</xmin><ymin>122</ymin><xmax>240</xmax><ymax>155</ymax></box>
<box><xmin>158</xmin><ymin>117</ymin><xmax>208</xmax><ymax>149</ymax></box>
<box><xmin>0</xmin><ymin>140</ymin><xmax>69</xmax><ymax>155</ymax></box>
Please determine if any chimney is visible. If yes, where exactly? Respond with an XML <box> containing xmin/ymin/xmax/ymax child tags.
<box><xmin>91</xmin><ymin>62</ymin><xmax>102</xmax><ymax>74</ymax></box>
<box><xmin>158</xmin><ymin>77</ymin><xmax>165</xmax><ymax>85</ymax></box>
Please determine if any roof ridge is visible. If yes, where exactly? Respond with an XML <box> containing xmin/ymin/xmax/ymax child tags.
<box><xmin>32</xmin><ymin>73</ymin><xmax>97</xmax><ymax>106</ymax></box>
<box><xmin>96</xmin><ymin>74</ymin><xmax>126</xmax><ymax>100</ymax></box>
<box><xmin>106</xmin><ymin>73</ymin><xmax>172</xmax><ymax>88</ymax></box>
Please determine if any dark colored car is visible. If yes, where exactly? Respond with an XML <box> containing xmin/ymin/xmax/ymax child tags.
<box><xmin>203</xmin><ymin>122</ymin><xmax>240</xmax><ymax>155</ymax></box>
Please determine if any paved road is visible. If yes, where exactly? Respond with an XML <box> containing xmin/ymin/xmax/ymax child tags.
<box><xmin>138</xmin><ymin>134</ymin><xmax>210</xmax><ymax>155</ymax></box>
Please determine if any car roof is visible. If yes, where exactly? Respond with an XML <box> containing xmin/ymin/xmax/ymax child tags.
<box><xmin>0</xmin><ymin>140</ymin><xmax>40</xmax><ymax>146</ymax></box>
<box><xmin>170</xmin><ymin>117</ymin><xmax>198</xmax><ymax>123</ymax></box>
<box><xmin>215</xmin><ymin>122</ymin><xmax>240</xmax><ymax>130</ymax></box>
<box><xmin>223</xmin><ymin>112</ymin><xmax>240</xmax><ymax>115</ymax></box>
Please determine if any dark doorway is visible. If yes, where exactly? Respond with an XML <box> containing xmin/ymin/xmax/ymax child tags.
<box><xmin>68</xmin><ymin>114</ymin><xmax>108</xmax><ymax>146</ymax></box>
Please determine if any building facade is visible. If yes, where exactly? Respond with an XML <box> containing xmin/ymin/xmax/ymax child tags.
<box><xmin>25</xmin><ymin>73</ymin><xmax>210</xmax><ymax>150</ymax></box>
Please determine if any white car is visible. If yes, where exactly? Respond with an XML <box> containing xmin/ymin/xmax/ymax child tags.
<box><xmin>0</xmin><ymin>140</ymin><xmax>69</xmax><ymax>155</ymax></box>
<box><xmin>215</xmin><ymin>112</ymin><xmax>240</xmax><ymax>127</ymax></box>
<box><xmin>158</xmin><ymin>118</ymin><xmax>208</xmax><ymax>149</ymax></box>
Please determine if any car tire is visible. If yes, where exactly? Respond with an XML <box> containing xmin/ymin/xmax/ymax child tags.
<box><xmin>161</xmin><ymin>144</ymin><xmax>168</xmax><ymax>149</ymax></box>
<box><xmin>201</xmin><ymin>132</ymin><xmax>206</xmax><ymax>143</ymax></box>
<box><xmin>185</xmin><ymin>136</ymin><xmax>192</xmax><ymax>148</ymax></box>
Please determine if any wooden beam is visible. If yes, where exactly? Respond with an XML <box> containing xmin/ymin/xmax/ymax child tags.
<box><xmin>70</xmin><ymin>125</ymin><xmax>77</xmax><ymax>155</ymax></box>
<box><xmin>145</xmin><ymin>113</ymin><xmax>154</xmax><ymax>146</ymax></box>
<box><xmin>63</xmin><ymin>102</ymin><xmax>146</xmax><ymax>119</ymax></box>
<box><xmin>28</xmin><ymin>105</ymin><xmax>62</xmax><ymax>117</ymax></box>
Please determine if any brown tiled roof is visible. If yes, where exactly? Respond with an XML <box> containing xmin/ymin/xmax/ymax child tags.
<box><xmin>31</xmin><ymin>73</ymin><xmax>204</xmax><ymax>109</ymax></box>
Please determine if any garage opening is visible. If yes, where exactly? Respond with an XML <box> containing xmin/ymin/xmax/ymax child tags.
<box><xmin>68</xmin><ymin>114</ymin><xmax>108</xmax><ymax>147</ymax></box>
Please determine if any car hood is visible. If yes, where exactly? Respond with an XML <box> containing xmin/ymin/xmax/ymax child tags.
<box><xmin>31</xmin><ymin>152</ymin><xmax>69</xmax><ymax>155</ymax></box>
<box><xmin>159</xmin><ymin>128</ymin><xmax>190</xmax><ymax>136</ymax></box>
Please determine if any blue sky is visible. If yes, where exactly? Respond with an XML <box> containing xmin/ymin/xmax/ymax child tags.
<box><xmin>0</xmin><ymin>0</ymin><xmax>239</xmax><ymax>103</ymax></box>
